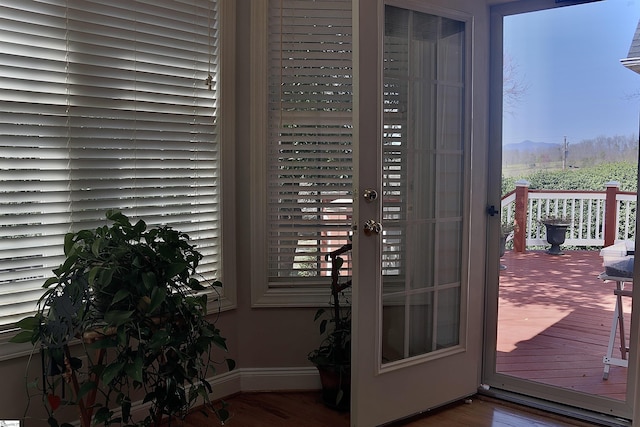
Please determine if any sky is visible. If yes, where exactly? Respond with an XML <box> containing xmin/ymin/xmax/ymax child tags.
<box><xmin>502</xmin><ymin>0</ymin><xmax>640</xmax><ymax>146</ymax></box>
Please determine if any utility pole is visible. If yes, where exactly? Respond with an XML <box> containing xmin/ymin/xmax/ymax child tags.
<box><xmin>562</xmin><ymin>136</ymin><xmax>569</xmax><ymax>170</ymax></box>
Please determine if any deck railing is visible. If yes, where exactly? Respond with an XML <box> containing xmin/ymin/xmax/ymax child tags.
<box><xmin>501</xmin><ymin>180</ymin><xmax>636</xmax><ymax>252</ymax></box>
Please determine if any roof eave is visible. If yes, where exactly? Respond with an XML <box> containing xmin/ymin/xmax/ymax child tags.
<box><xmin>621</xmin><ymin>58</ymin><xmax>640</xmax><ymax>75</ymax></box>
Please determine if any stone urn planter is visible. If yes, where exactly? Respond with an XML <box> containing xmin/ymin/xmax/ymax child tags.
<box><xmin>500</xmin><ymin>222</ymin><xmax>515</xmax><ymax>270</ymax></box>
<box><xmin>540</xmin><ymin>217</ymin><xmax>570</xmax><ymax>255</ymax></box>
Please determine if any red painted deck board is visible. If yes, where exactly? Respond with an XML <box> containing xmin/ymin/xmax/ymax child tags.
<box><xmin>497</xmin><ymin>250</ymin><xmax>632</xmax><ymax>401</ymax></box>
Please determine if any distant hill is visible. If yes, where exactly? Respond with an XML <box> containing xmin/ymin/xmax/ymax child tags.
<box><xmin>503</xmin><ymin>140</ymin><xmax>561</xmax><ymax>152</ymax></box>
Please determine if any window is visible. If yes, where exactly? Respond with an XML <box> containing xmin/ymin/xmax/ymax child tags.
<box><xmin>0</xmin><ymin>0</ymin><xmax>234</xmax><ymax>332</ymax></box>
<box><xmin>251</xmin><ymin>0</ymin><xmax>353</xmax><ymax>306</ymax></box>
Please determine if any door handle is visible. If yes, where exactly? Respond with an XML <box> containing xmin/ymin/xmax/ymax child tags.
<box><xmin>363</xmin><ymin>219</ymin><xmax>382</xmax><ymax>236</ymax></box>
<box><xmin>486</xmin><ymin>205</ymin><xmax>500</xmax><ymax>216</ymax></box>
<box><xmin>363</xmin><ymin>189</ymin><xmax>378</xmax><ymax>202</ymax></box>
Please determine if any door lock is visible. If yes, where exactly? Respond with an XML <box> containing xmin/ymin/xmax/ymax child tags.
<box><xmin>363</xmin><ymin>189</ymin><xmax>378</xmax><ymax>202</ymax></box>
<box><xmin>363</xmin><ymin>219</ymin><xmax>382</xmax><ymax>236</ymax></box>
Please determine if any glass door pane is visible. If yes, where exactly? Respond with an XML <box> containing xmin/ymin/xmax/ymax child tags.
<box><xmin>381</xmin><ymin>5</ymin><xmax>466</xmax><ymax>364</ymax></box>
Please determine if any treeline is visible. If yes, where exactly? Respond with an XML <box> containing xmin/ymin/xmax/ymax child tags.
<box><xmin>503</xmin><ymin>134</ymin><xmax>638</xmax><ymax>169</ymax></box>
<box><xmin>502</xmin><ymin>161</ymin><xmax>638</xmax><ymax>197</ymax></box>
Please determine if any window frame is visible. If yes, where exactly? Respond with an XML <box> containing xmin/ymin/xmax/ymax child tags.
<box><xmin>250</xmin><ymin>1</ymin><xmax>353</xmax><ymax>307</ymax></box>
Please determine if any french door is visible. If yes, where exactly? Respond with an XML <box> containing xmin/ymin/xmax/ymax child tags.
<box><xmin>351</xmin><ymin>0</ymin><xmax>489</xmax><ymax>425</ymax></box>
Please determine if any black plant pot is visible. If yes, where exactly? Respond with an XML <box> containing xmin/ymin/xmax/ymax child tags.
<box><xmin>544</xmin><ymin>223</ymin><xmax>569</xmax><ymax>255</ymax></box>
<box><xmin>316</xmin><ymin>365</ymin><xmax>350</xmax><ymax>412</ymax></box>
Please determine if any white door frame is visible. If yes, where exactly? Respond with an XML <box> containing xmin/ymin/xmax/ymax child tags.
<box><xmin>483</xmin><ymin>1</ymin><xmax>640</xmax><ymax>423</ymax></box>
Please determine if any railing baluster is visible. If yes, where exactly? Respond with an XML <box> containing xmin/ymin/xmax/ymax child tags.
<box><xmin>595</xmin><ymin>200</ymin><xmax>601</xmax><ymax>241</ymax></box>
<box><xmin>571</xmin><ymin>199</ymin><xmax>582</xmax><ymax>239</ymax></box>
<box><xmin>625</xmin><ymin>201</ymin><xmax>631</xmax><ymax>240</ymax></box>
<box><xmin>616</xmin><ymin>200</ymin><xmax>621</xmax><ymax>241</ymax></box>
<box><xmin>580</xmin><ymin>199</ymin><xmax>584</xmax><ymax>240</ymax></box>
<box><xmin>586</xmin><ymin>199</ymin><xmax>592</xmax><ymax>240</ymax></box>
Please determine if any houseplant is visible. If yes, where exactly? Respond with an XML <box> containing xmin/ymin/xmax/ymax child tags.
<box><xmin>500</xmin><ymin>221</ymin><xmax>516</xmax><ymax>269</ymax></box>
<box><xmin>500</xmin><ymin>221</ymin><xmax>517</xmax><ymax>257</ymax></box>
<box><xmin>11</xmin><ymin>210</ymin><xmax>234</xmax><ymax>427</ymax></box>
<box><xmin>308</xmin><ymin>243</ymin><xmax>351</xmax><ymax>411</ymax></box>
<box><xmin>539</xmin><ymin>215</ymin><xmax>571</xmax><ymax>255</ymax></box>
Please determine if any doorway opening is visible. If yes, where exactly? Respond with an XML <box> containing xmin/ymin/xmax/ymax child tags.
<box><xmin>487</xmin><ymin>0</ymin><xmax>640</xmax><ymax>421</ymax></box>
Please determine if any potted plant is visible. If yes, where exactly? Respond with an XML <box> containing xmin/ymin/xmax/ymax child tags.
<box><xmin>539</xmin><ymin>215</ymin><xmax>571</xmax><ymax>255</ymax></box>
<box><xmin>308</xmin><ymin>243</ymin><xmax>351</xmax><ymax>411</ymax></box>
<box><xmin>500</xmin><ymin>221</ymin><xmax>516</xmax><ymax>269</ymax></box>
<box><xmin>10</xmin><ymin>210</ymin><xmax>234</xmax><ymax>427</ymax></box>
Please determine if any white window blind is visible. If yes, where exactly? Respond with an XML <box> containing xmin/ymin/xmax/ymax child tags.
<box><xmin>268</xmin><ymin>0</ymin><xmax>353</xmax><ymax>283</ymax></box>
<box><xmin>0</xmin><ymin>0</ymin><xmax>220</xmax><ymax>328</ymax></box>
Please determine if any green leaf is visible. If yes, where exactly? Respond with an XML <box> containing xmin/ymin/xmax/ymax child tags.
<box><xmin>226</xmin><ymin>358</ymin><xmax>236</xmax><ymax>371</ymax></box>
<box><xmin>56</xmin><ymin>254</ymin><xmax>78</xmax><ymax>275</ymax></box>
<box><xmin>117</xmin><ymin>327</ymin><xmax>127</xmax><ymax>346</ymax></box>
<box><xmin>141</xmin><ymin>271</ymin><xmax>156</xmax><ymax>290</ymax></box>
<box><xmin>125</xmin><ymin>355</ymin><xmax>144</xmax><ymax>383</ymax></box>
<box><xmin>212</xmin><ymin>335</ymin><xmax>228</xmax><ymax>351</ymax></box>
<box><xmin>319</xmin><ymin>319</ymin><xmax>328</xmax><ymax>334</ymax></box>
<box><xmin>99</xmin><ymin>268</ymin><xmax>114</xmax><ymax>287</ymax></box>
<box><xmin>201</xmin><ymin>379</ymin><xmax>212</xmax><ymax>394</ymax></box>
<box><xmin>63</xmin><ymin>232</ymin><xmax>77</xmax><ymax>256</ymax></box>
<box><xmin>69</xmin><ymin>357</ymin><xmax>83</xmax><ymax>371</ymax></box>
<box><xmin>93</xmin><ymin>407</ymin><xmax>113</xmax><ymax>425</ymax></box>
<box><xmin>314</xmin><ymin>309</ymin><xmax>325</xmax><ymax>321</ymax></box>
<box><xmin>111</xmin><ymin>289</ymin><xmax>131</xmax><ymax>305</ymax></box>
<box><xmin>132</xmin><ymin>218</ymin><xmax>146</xmax><ymax>234</ymax></box>
<box><xmin>9</xmin><ymin>330</ymin><xmax>35</xmax><ymax>344</ymax></box>
<box><xmin>91</xmin><ymin>238</ymin><xmax>101</xmax><ymax>257</ymax></box>
<box><xmin>142</xmin><ymin>391</ymin><xmax>156</xmax><ymax>404</ymax></box>
<box><xmin>106</xmin><ymin>210</ymin><xmax>129</xmax><ymax>225</ymax></box>
<box><xmin>88</xmin><ymin>266</ymin><xmax>100</xmax><ymax>286</ymax></box>
<box><xmin>188</xmin><ymin>278</ymin><xmax>206</xmax><ymax>291</ymax></box>
<box><xmin>148</xmin><ymin>286</ymin><xmax>167</xmax><ymax>313</ymax></box>
<box><xmin>103</xmin><ymin>310</ymin><xmax>135</xmax><ymax>327</ymax></box>
<box><xmin>15</xmin><ymin>315</ymin><xmax>39</xmax><ymax>331</ymax></box>
<box><xmin>43</xmin><ymin>277</ymin><xmax>59</xmax><ymax>288</ymax></box>
<box><xmin>101</xmin><ymin>361</ymin><xmax>125</xmax><ymax>385</ymax></box>
<box><xmin>148</xmin><ymin>330</ymin><xmax>170</xmax><ymax>349</ymax></box>
<box><xmin>166</xmin><ymin>261</ymin><xmax>187</xmax><ymax>278</ymax></box>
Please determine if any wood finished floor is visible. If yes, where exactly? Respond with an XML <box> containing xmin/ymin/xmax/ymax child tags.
<box><xmin>177</xmin><ymin>251</ymin><xmax>627</xmax><ymax>426</ymax></box>
<box><xmin>498</xmin><ymin>250</ymin><xmax>631</xmax><ymax>400</ymax></box>
<box><xmin>181</xmin><ymin>392</ymin><xmax>600</xmax><ymax>426</ymax></box>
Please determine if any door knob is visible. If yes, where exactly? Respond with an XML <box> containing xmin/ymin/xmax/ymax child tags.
<box><xmin>363</xmin><ymin>189</ymin><xmax>378</xmax><ymax>202</ymax></box>
<box><xmin>363</xmin><ymin>219</ymin><xmax>382</xmax><ymax>236</ymax></box>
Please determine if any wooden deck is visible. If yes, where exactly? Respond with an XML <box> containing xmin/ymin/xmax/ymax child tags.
<box><xmin>498</xmin><ymin>249</ymin><xmax>632</xmax><ymax>401</ymax></box>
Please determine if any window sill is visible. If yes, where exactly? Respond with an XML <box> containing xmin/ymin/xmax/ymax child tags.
<box><xmin>252</xmin><ymin>284</ymin><xmax>334</xmax><ymax>307</ymax></box>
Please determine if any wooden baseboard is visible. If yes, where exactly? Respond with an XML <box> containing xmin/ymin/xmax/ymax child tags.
<box><xmin>122</xmin><ymin>367</ymin><xmax>321</xmax><ymax>424</ymax></box>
